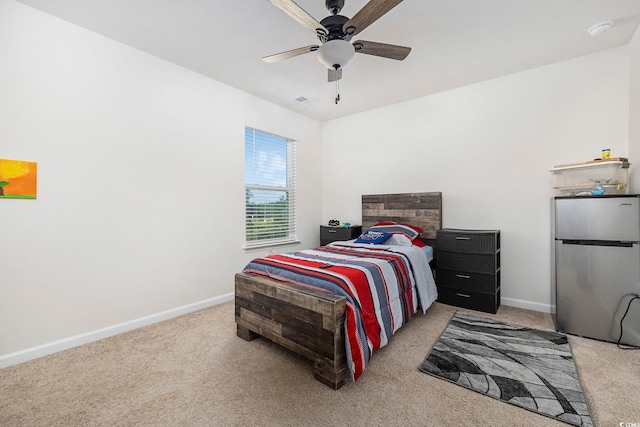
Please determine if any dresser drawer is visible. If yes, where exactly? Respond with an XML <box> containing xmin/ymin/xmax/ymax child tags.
<box><xmin>436</xmin><ymin>229</ymin><xmax>500</xmax><ymax>254</ymax></box>
<box><xmin>437</xmin><ymin>250</ymin><xmax>500</xmax><ymax>274</ymax></box>
<box><xmin>320</xmin><ymin>225</ymin><xmax>362</xmax><ymax>246</ymax></box>
<box><xmin>436</xmin><ymin>286</ymin><xmax>500</xmax><ymax>314</ymax></box>
<box><xmin>436</xmin><ymin>268</ymin><xmax>500</xmax><ymax>294</ymax></box>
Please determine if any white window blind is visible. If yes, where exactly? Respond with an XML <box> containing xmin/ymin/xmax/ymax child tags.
<box><xmin>244</xmin><ymin>127</ymin><xmax>297</xmax><ymax>247</ymax></box>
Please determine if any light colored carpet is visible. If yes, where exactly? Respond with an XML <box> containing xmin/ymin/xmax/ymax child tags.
<box><xmin>1</xmin><ymin>301</ymin><xmax>638</xmax><ymax>426</ymax></box>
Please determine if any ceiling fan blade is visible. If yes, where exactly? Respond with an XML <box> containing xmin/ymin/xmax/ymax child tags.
<box><xmin>262</xmin><ymin>45</ymin><xmax>319</xmax><ymax>63</ymax></box>
<box><xmin>268</xmin><ymin>0</ymin><xmax>328</xmax><ymax>36</ymax></box>
<box><xmin>328</xmin><ymin>68</ymin><xmax>343</xmax><ymax>82</ymax></box>
<box><xmin>353</xmin><ymin>40</ymin><xmax>411</xmax><ymax>60</ymax></box>
<box><xmin>343</xmin><ymin>0</ymin><xmax>403</xmax><ymax>37</ymax></box>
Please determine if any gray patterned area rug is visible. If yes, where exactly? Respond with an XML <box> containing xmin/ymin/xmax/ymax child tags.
<box><xmin>420</xmin><ymin>312</ymin><xmax>593</xmax><ymax>427</ymax></box>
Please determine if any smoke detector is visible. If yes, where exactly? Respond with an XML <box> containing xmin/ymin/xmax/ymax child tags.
<box><xmin>588</xmin><ymin>21</ymin><xmax>613</xmax><ymax>37</ymax></box>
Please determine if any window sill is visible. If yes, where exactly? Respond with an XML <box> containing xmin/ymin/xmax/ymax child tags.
<box><xmin>243</xmin><ymin>240</ymin><xmax>300</xmax><ymax>251</ymax></box>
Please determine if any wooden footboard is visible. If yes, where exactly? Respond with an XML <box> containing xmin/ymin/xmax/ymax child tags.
<box><xmin>234</xmin><ymin>272</ymin><xmax>348</xmax><ymax>389</ymax></box>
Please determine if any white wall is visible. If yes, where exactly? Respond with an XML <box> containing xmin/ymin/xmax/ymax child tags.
<box><xmin>630</xmin><ymin>26</ymin><xmax>640</xmax><ymax>192</ymax></box>
<box><xmin>1</xmin><ymin>0</ymin><xmax>636</xmax><ymax>367</ymax></box>
<box><xmin>322</xmin><ymin>47</ymin><xmax>630</xmax><ymax>312</ymax></box>
<box><xmin>0</xmin><ymin>0</ymin><xmax>322</xmax><ymax>365</ymax></box>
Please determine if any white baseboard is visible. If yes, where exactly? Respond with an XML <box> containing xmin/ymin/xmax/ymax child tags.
<box><xmin>0</xmin><ymin>293</ymin><xmax>553</xmax><ymax>370</ymax></box>
<box><xmin>501</xmin><ymin>296</ymin><xmax>554</xmax><ymax>314</ymax></box>
<box><xmin>0</xmin><ymin>293</ymin><xmax>234</xmax><ymax>369</ymax></box>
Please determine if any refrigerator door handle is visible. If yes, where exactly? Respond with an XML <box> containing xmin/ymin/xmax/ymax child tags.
<box><xmin>561</xmin><ymin>239</ymin><xmax>634</xmax><ymax>248</ymax></box>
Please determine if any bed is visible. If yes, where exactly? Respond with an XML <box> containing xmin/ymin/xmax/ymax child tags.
<box><xmin>235</xmin><ymin>192</ymin><xmax>442</xmax><ymax>389</ymax></box>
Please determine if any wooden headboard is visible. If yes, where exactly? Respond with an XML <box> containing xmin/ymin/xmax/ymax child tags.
<box><xmin>361</xmin><ymin>192</ymin><xmax>442</xmax><ymax>246</ymax></box>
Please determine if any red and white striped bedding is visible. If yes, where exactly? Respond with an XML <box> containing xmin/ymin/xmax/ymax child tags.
<box><xmin>243</xmin><ymin>241</ymin><xmax>438</xmax><ymax>381</ymax></box>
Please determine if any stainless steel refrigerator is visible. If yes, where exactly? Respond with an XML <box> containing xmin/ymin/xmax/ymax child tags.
<box><xmin>554</xmin><ymin>194</ymin><xmax>640</xmax><ymax>347</ymax></box>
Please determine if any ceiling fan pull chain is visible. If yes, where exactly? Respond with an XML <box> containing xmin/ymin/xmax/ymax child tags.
<box><xmin>335</xmin><ymin>79</ymin><xmax>340</xmax><ymax>104</ymax></box>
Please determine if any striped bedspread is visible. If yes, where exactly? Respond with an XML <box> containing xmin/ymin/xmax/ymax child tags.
<box><xmin>242</xmin><ymin>241</ymin><xmax>438</xmax><ymax>381</ymax></box>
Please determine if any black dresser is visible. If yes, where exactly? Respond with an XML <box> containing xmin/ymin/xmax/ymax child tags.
<box><xmin>320</xmin><ymin>225</ymin><xmax>362</xmax><ymax>246</ymax></box>
<box><xmin>435</xmin><ymin>229</ymin><xmax>501</xmax><ymax>313</ymax></box>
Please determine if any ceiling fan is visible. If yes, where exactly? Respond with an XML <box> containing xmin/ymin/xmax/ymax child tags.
<box><xmin>263</xmin><ymin>0</ymin><xmax>411</xmax><ymax>84</ymax></box>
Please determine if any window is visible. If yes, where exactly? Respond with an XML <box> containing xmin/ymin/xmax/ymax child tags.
<box><xmin>244</xmin><ymin>127</ymin><xmax>297</xmax><ymax>247</ymax></box>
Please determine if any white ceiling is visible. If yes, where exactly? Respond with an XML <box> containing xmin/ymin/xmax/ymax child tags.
<box><xmin>14</xmin><ymin>0</ymin><xmax>640</xmax><ymax>122</ymax></box>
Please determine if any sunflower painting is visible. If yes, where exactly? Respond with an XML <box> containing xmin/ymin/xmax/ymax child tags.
<box><xmin>0</xmin><ymin>159</ymin><xmax>37</xmax><ymax>199</ymax></box>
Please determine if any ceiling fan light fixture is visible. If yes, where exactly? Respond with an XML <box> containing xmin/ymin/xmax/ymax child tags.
<box><xmin>317</xmin><ymin>39</ymin><xmax>355</xmax><ymax>69</ymax></box>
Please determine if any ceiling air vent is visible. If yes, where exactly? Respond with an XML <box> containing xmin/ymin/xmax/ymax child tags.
<box><xmin>295</xmin><ymin>96</ymin><xmax>315</xmax><ymax>105</ymax></box>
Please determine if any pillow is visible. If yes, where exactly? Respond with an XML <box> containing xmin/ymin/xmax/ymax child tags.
<box><xmin>365</xmin><ymin>224</ymin><xmax>420</xmax><ymax>241</ymax></box>
<box><xmin>384</xmin><ymin>234</ymin><xmax>413</xmax><ymax>246</ymax></box>
<box><xmin>373</xmin><ymin>221</ymin><xmax>424</xmax><ymax>235</ymax></box>
<box><xmin>412</xmin><ymin>238</ymin><xmax>427</xmax><ymax>248</ymax></box>
<box><xmin>354</xmin><ymin>230</ymin><xmax>392</xmax><ymax>244</ymax></box>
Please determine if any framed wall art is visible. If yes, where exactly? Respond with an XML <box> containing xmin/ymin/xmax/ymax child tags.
<box><xmin>0</xmin><ymin>158</ymin><xmax>37</xmax><ymax>199</ymax></box>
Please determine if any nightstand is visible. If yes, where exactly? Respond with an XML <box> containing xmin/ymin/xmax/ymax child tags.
<box><xmin>435</xmin><ymin>229</ymin><xmax>501</xmax><ymax>313</ymax></box>
<box><xmin>320</xmin><ymin>225</ymin><xmax>362</xmax><ymax>246</ymax></box>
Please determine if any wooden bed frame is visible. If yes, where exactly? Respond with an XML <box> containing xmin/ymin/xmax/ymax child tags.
<box><xmin>235</xmin><ymin>192</ymin><xmax>442</xmax><ymax>389</ymax></box>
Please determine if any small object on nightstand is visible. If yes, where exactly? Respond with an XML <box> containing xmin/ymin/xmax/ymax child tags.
<box><xmin>320</xmin><ymin>224</ymin><xmax>362</xmax><ymax>246</ymax></box>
